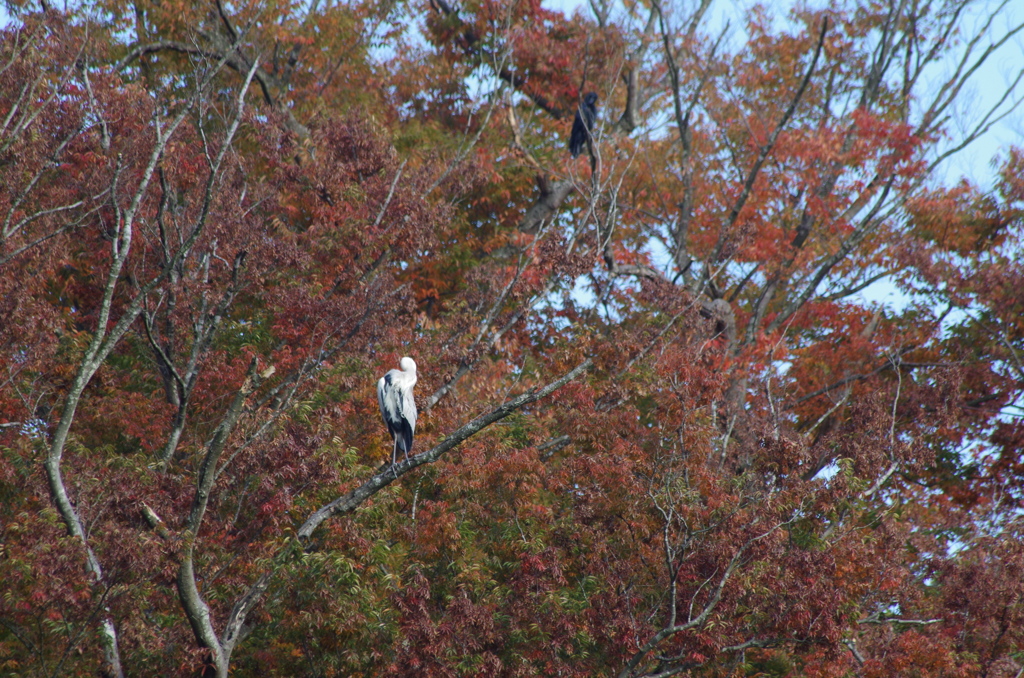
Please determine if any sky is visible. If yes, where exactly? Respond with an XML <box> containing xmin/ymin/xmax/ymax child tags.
<box><xmin>2</xmin><ymin>0</ymin><xmax>1018</xmax><ymax>186</ymax></box>
<box><xmin>563</xmin><ymin>0</ymin><xmax>1022</xmax><ymax>189</ymax></box>
<box><xmin>541</xmin><ymin>0</ymin><xmax>1023</xmax><ymax>313</ymax></box>
<box><xmin>2</xmin><ymin>0</ymin><xmax>1019</xmax><ymax>288</ymax></box>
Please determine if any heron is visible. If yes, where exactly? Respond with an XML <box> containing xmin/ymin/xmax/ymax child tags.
<box><xmin>377</xmin><ymin>356</ymin><xmax>418</xmax><ymax>470</ymax></box>
<box><xmin>569</xmin><ymin>92</ymin><xmax>599</xmax><ymax>158</ymax></box>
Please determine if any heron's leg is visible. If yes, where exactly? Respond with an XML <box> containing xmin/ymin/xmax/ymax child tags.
<box><xmin>391</xmin><ymin>437</ymin><xmax>400</xmax><ymax>479</ymax></box>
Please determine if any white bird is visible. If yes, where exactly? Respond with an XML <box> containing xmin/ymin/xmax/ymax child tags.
<box><xmin>377</xmin><ymin>356</ymin><xmax>418</xmax><ymax>468</ymax></box>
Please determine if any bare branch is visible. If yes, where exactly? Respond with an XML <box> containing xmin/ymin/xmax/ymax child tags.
<box><xmin>858</xmin><ymin>615</ymin><xmax>941</xmax><ymax>626</ymax></box>
<box><xmin>617</xmin><ymin>521</ymin><xmax>786</xmax><ymax>678</ymax></box>
<box><xmin>518</xmin><ymin>175</ymin><xmax>576</xmax><ymax>234</ymax></box>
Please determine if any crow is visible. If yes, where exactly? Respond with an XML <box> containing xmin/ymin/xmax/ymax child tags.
<box><xmin>569</xmin><ymin>92</ymin><xmax>599</xmax><ymax>158</ymax></box>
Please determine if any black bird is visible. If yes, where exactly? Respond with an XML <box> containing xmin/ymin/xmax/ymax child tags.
<box><xmin>569</xmin><ymin>92</ymin><xmax>599</xmax><ymax>158</ymax></box>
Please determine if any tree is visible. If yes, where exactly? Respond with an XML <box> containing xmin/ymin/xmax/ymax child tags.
<box><xmin>1</xmin><ymin>0</ymin><xmax>1022</xmax><ymax>676</ymax></box>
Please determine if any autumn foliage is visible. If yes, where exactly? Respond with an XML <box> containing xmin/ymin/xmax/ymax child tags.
<box><xmin>1</xmin><ymin>0</ymin><xmax>1023</xmax><ymax>676</ymax></box>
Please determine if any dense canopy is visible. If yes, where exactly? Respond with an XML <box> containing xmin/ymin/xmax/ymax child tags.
<box><xmin>1</xmin><ymin>0</ymin><xmax>1023</xmax><ymax>676</ymax></box>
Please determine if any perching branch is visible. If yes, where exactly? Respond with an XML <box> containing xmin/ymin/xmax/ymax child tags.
<box><xmin>298</xmin><ymin>358</ymin><xmax>592</xmax><ymax>539</ymax></box>
<box><xmin>200</xmin><ymin>359</ymin><xmax>593</xmax><ymax>676</ymax></box>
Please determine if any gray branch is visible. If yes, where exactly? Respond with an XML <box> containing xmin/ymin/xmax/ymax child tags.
<box><xmin>298</xmin><ymin>359</ymin><xmax>592</xmax><ymax>539</ymax></box>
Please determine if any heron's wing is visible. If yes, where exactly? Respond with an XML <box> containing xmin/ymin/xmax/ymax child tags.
<box><xmin>377</xmin><ymin>376</ymin><xmax>387</xmax><ymax>422</ymax></box>
<box><xmin>401</xmin><ymin>389</ymin><xmax>416</xmax><ymax>434</ymax></box>
<box><xmin>383</xmin><ymin>385</ymin><xmax>410</xmax><ymax>454</ymax></box>
<box><xmin>378</xmin><ymin>373</ymin><xmax>403</xmax><ymax>436</ymax></box>
<box><xmin>395</xmin><ymin>415</ymin><xmax>414</xmax><ymax>454</ymax></box>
